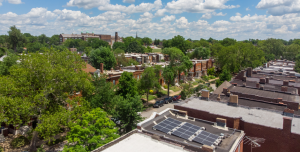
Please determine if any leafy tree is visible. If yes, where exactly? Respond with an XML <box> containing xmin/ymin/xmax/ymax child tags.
<box><xmin>153</xmin><ymin>65</ymin><xmax>162</xmax><ymax>94</ymax></box>
<box><xmin>192</xmin><ymin>47</ymin><xmax>210</xmax><ymax>59</ymax></box>
<box><xmin>0</xmin><ymin>48</ymin><xmax>94</xmax><ymax>151</ymax></box>
<box><xmin>216</xmin><ymin>68</ymin><xmax>232</xmax><ymax>87</ymax></box>
<box><xmin>140</xmin><ymin>67</ymin><xmax>156</xmax><ymax>104</ymax></box>
<box><xmin>146</xmin><ymin>46</ymin><xmax>152</xmax><ymax>53</ymax></box>
<box><xmin>89</xmin><ymin>47</ymin><xmax>117</xmax><ymax>70</ymax></box>
<box><xmin>114</xmin><ymin>95</ymin><xmax>144</xmax><ymax>134</ymax></box>
<box><xmin>114</xmin><ymin>48</ymin><xmax>125</xmax><ymax>54</ymax></box>
<box><xmin>162</xmin><ymin>39</ymin><xmax>172</xmax><ymax>48</ymax></box>
<box><xmin>171</xmin><ymin>35</ymin><xmax>190</xmax><ymax>53</ymax></box>
<box><xmin>207</xmin><ymin>67</ymin><xmax>215</xmax><ymax>76</ymax></box>
<box><xmin>154</xmin><ymin>39</ymin><xmax>160</xmax><ymax>45</ymax></box>
<box><xmin>180</xmin><ymin>81</ymin><xmax>193</xmax><ymax>100</ymax></box>
<box><xmin>49</xmin><ymin>34</ymin><xmax>60</xmax><ymax>45</ymax></box>
<box><xmin>83</xmin><ymin>47</ymin><xmax>93</xmax><ymax>57</ymax></box>
<box><xmin>88</xmin><ymin>38</ymin><xmax>110</xmax><ymax>49</ymax></box>
<box><xmin>64</xmin><ymin>108</ymin><xmax>119</xmax><ymax>151</ymax></box>
<box><xmin>207</xmin><ymin>37</ymin><xmax>215</xmax><ymax>43</ymax></box>
<box><xmin>117</xmin><ymin>71</ymin><xmax>138</xmax><ymax>98</ymax></box>
<box><xmin>112</xmin><ymin>42</ymin><xmax>126</xmax><ymax>50</ymax></box>
<box><xmin>162</xmin><ymin>66</ymin><xmax>175</xmax><ymax>97</ymax></box>
<box><xmin>123</xmin><ymin>36</ymin><xmax>136</xmax><ymax>48</ymax></box>
<box><xmin>284</xmin><ymin>44</ymin><xmax>300</xmax><ymax>61</ymax></box>
<box><xmin>295</xmin><ymin>60</ymin><xmax>300</xmax><ymax>73</ymax></box>
<box><xmin>142</xmin><ymin>37</ymin><xmax>152</xmax><ymax>45</ymax></box>
<box><xmin>38</xmin><ymin>34</ymin><xmax>49</xmax><ymax>44</ymax></box>
<box><xmin>125</xmin><ymin>41</ymin><xmax>144</xmax><ymax>53</ymax></box>
<box><xmin>26</xmin><ymin>42</ymin><xmax>46</xmax><ymax>53</ymax></box>
<box><xmin>0</xmin><ymin>52</ymin><xmax>18</xmax><ymax>76</ymax></box>
<box><xmin>220</xmin><ymin>38</ymin><xmax>236</xmax><ymax>47</ymax></box>
<box><xmin>210</xmin><ymin>43</ymin><xmax>223</xmax><ymax>57</ymax></box>
<box><xmin>7</xmin><ymin>25</ymin><xmax>26</xmax><ymax>52</ymax></box>
<box><xmin>258</xmin><ymin>38</ymin><xmax>284</xmax><ymax>59</ymax></box>
<box><xmin>64</xmin><ymin>39</ymin><xmax>82</xmax><ymax>48</ymax></box>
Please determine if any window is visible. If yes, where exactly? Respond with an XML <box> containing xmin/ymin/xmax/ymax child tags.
<box><xmin>140</xmin><ymin>75</ymin><xmax>142</xmax><ymax>79</ymax></box>
<box><xmin>64</xmin><ymin>38</ymin><xmax>67</xmax><ymax>40</ymax></box>
<box><xmin>113</xmin><ymin>80</ymin><xmax>116</xmax><ymax>85</ymax></box>
<box><xmin>137</xmin><ymin>75</ymin><xmax>139</xmax><ymax>80</ymax></box>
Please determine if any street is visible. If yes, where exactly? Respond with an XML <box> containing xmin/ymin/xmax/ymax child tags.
<box><xmin>141</xmin><ymin>99</ymin><xmax>182</xmax><ymax>118</ymax></box>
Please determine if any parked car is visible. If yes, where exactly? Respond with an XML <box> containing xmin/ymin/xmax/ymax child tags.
<box><xmin>153</xmin><ymin>100</ymin><xmax>164</xmax><ymax>108</ymax></box>
<box><xmin>164</xmin><ymin>97</ymin><xmax>173</xmax><ymax>104</ymax></box>
<box><xmin>172</xmin><ymin>95</ymin><xmax>181</xmax><ymax>101</ymax></box>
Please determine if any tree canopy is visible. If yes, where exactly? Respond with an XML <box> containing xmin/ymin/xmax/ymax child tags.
<box><xmin>89</xmin><ymin>47</ymin><xmax>117</xmax><ymax>70</ymax></box>
<box><xmin>7</xmin><ymin>25</ymin><xmax>26</xmax><ymax>52</ymax></box>
<box><xmin>117</xmin><ymin>71</ymin><xmax>138</xmax><ymax>98</ymax></box>
<box><xmin>113</xmin><ymin>42</ymin><xmax>126</xmax><ymax>50</ymax></box>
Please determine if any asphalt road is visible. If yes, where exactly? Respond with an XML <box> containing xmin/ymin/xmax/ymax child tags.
<box><xmin>141</xmin><ymin>99</ymin><xmax>182</xmax><ymax>119</ymax></box>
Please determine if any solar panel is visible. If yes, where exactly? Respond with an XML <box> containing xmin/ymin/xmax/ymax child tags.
<box><xmin>171</xmin><ymin>122</ymin><xmax>201</xmax><ymax>140</ymax></box>
<box><xmin>153</xmin><ymin>118</ymin><xmax>182</xmax><ymax>133</ymax></box>
<box><xmin>193</xmin><ymin>131</ymin><xmax>219</xmax><ymax>146</ymax></box>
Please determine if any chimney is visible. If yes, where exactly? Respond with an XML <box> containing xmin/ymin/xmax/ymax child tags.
<box><xmin>115</xmin><ymin>32</ymin><xmax>118</xmax><ymax>43</ymax></box>
<box><xmin>202</xmin><ymin>145</ymin><xmax>214</xmax><ymax>152</ymax></box>
<box><xmin>229</xmin><ymin>95</ymin><xmax>238</xmax><ymax>105</ymax></box>
<box><xmin>247</xmin><ymin>67</ymin><xmax>252</xmax><ymax>77</ymax></box>
<box><xmin>223</xmin><ymin>88</ymin><xmax>228</xmax><ymax>95</ymax></box>
<box><xmin>281</xmin><ymin>86</ymin><xmax>288</xmax><ymax>92</ymax></box>
<box><xmin>260</xmin><ymin>78</ymin><xmax>266</xmax><ymax>84</ymax></box>
<box><xmin>217</xmin><ymin>94</ymin><xmax>221</xmax><ymax>101</ymax></box>
<box><xmin>266</xmin><ymin>77</ymin><xmax>269</xmax><ymax>83</ymax></box>
<box><xmin>283</xmin><ymin>80</ymin><xmax>289</xmax><ymax>86</ymax></box>
<box><xmin>216</xmin><ymin>118</ymin><xmax>227</xmax><ymax>128</ymax></box>
<box><xmin>100</xmin><ymin>63</ymin><xmax>104</xmax><ymax>73</ymax></box>
<box><xmin>256</xmin><ymin>83</ymin><xmax>260</xmax><ymax>89</ymax></box>
<box><xmin>283</xmin><ymin>117</ymin><xmax>292</xmax><ymax>133</ymax></box>
<box><xmin>284</xmin><ymin>108</ymin><xmax>294</xmax><ymax>117</ymax></box>
<box><xmin>201</xmin><ymin>89</ymin><xmax>210</xmax><ymax>100</ymax></box>
<box><xmin>111</xmin><ymin>68</ymin><xmax>113</xmax><ymax>72</ymax></box>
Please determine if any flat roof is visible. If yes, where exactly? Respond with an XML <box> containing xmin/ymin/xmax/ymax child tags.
<box><xmin>101</xmin><ymin>133</ymin><xmax>188</xmax><ymax>152</ymax></box>
<box><xmin>177</xmin><ymin>97</ymin><xmax>300</xmax><ymax>134</ymax></box>
<box><xmin>141</xmin><ymin>110</ymin><xmax>243</xmax><ymax>152</ymax></box>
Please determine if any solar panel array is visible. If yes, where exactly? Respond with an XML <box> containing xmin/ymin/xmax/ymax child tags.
<box><xmin>193</xmin><ymin>131</ymin><xmax>219</xmax><ymax>146</ymax></box>
<box><xmin>153</xmin><ymin>118</ymin><xmax>182</xmax><ymax>133</ymax></box>
<box><xmin>153</xmin><ymin>118</ymin><xmax>220</xmax><ymax>146</ymax></box>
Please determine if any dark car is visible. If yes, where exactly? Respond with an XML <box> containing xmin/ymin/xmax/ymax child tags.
<box><xmin>164</xmin><ymin>97</ymin><xmax>173</xmax><ymax>104</ymax></box>
<box><xmin>153</xmin><ymin>100</ymin><xmax>164</xmax><ymax>108</ymax></box>
<box><xmin>172</xmin><ymin>95</ymin><xmax>181</xmax><ymax>101</ymax></box>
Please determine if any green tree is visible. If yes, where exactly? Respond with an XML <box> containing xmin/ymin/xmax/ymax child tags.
<box><xmin>113</xmin><ymin>42</ymin><xmax>126</xmax><ymax>50</ymax></box>
<box><xmin>49</xmin><ymin>35</ymin><xmax>60</xmax><ymax>45</ymax></box>
<box><xmin>171</xmin><ymin>35</ymin><xmax>190</xmax><ymax>53</ymax></box>
<box><xmin>207</xmin><ymin>67</ymin><xmax>215</xmax><ymax>76</ymax></box>
<box><xmin>0</xmin><ymin>52</ymin><xmax>18</xmax><ymax>76</ymax></box>
<box><xmin>140</xmin><ymin>67</ymin><xmax>156</xmax><ymax>104</ymax></box>
<box><xmin>84</xmin><ymin>47</ymin><xmax>93</xmax><ymax>57</ymax></box>
<box><xmin>89</xmin><ymin>47</ymin><xmax>117</xmax><ymax>70</ymax></box>
<box><xmin>88</xmin><ymin>38</ymin><xmax>110</xmax><ymax>49</ymax></box>
<box><xmin>142</xmin><ymin>37</ymin><xmax>152</xmax><ymax>45</ymax></box>
<box><xmin>7</xmin><ymin>25</ymin><xmax>26</xmax><ymax>52</ymax></box>
<box><xmin>123</xmin><ymin>36</ymin><xmax>136</xmax><ymax>48</ymax></box>
<box><xmin>38</xmin><ymin>34</ymin><xmax>49</xmax><ymax>44</ymax></box>
<box><xmin>162</xmin><ymin>66</ymin><xmax>175</xmax><ymax>97</ymax></box>
<box><xmin>284</xmin><ymin>44</ymin><xmax>300</xmax><ymax>61</ymax></box>
<box><xmin>220</xmin><ymin>38</ymin><xmax>236</xmax><ymax>47</ymax></box>
<box><xmin>114</xmin><ymin>48</ymin><xmax>125</xmax><ymax>54</ymax></box>
<box><xmin>193</xmin><ymin>47</ymin><xmax>210</xmax><ymax>59</ymax></box>
<box><xmin>295</xmin><ymin>60</ymin><xmax>300</xmax><ymax>73</ymax></box>
<box><xmin>258</xmin><ymin>38</ymin><xmax>284</xmax><ymax>59</ymax></box>
<box><xmin>0</xmin><ymin>48</ymin><xmax>94</xmax><ymax>151</ymax></box>
<box><xmin>26</xmin><ymin>42</ymin><xmax>46</xmax><ymax>53</ymax></box>
<box><xmin>125</xmin><ymin>41</ymin><xmax>144</xmax><ymax>53</ymax></box>
<box><xmin>146</xmin><ymin>46</ymin><xmax>152</xmax><ymax>53</ymax></box>
<box><xmin>153</xmin><ymin>65</ymin><xmax>162</xmax><ymax>94</ymax></box>
<box><xmin>162</xmin><ymin>39</ymin><xmax>172</xmax><ymax>48</ymax></box>
<box><xmin>117</xmin><ymin>71</ymin><xmax>138</xmax><ymax>98</ymax></box>
<box><xmin>216</xmin><ymin>68</ymin><xmax>232</xmax><ymax>87</ymax></box>
<box><xmin>114</xmin><ymin>95</ymin><xmax>144</xmax><ymax>134</ymax></box>
<box><xmin>64</xmin><ymin>108</ymin><xmax>119</xmax><ymax>151</ymax></box>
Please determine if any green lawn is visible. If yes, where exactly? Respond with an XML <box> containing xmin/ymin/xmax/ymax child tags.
<box><xmin>192</xmin><ymin>81</ymin><xmax>199</xmax><ymax>85</ymax></box>
<box><xmin>141</xmin><ymin>94</ymin><xmax>157</xmax><ymax>101</ymax></box>
<box><xmin>152</xmin><ymin>48</ymin><xmax>162</xmax><ymax>53</ymax></box>
<box><xmin>169</xmin><ymin>86</ymin><xmax>181</xmax><ymax>92</ymax></box>
<box><xmin>161</xmin><ymin>90</ymin><xmax>168</xmax><ymax>95</ymax></box>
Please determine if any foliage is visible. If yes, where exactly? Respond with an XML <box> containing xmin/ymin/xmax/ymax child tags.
<box><xmin>216</xmin><ymin>79</ymin><xmax>223</xmax><ymax>87</ymax></box>
<box><xmin>123</xmin><ymin>36</ymin><xmax>136</xmax><ymax>48</ymax></box>
<box><xmin>63</xmin><ymin>145</ymin><xmax>87</xmax><ymax>152</ymax></box>
<box><xmin>49</xmin><ymin>34</ymin><xmax>60</xmax><ymax>45</ymax></box>
<box><xmin>207</xmin><ymin>67</ymin><xmax>215</xmax><ymax>76</ymax></box>
<box><xmin>219</xmin><ymin>69</ymin><xmax>232</xmax><ymax>82</ymax></box>
<box><xmin>192</xmin><ymin>47</ymin><xmax>210</xmax><ymax>59</ymax></box>
<box><xmin>26</xmin><ymin>42</ymin><xmax>46</xmax><ymax>53</ymax></box>
<box><xmin>114</xmin><ymin>95</ymin><xmax>144</xmax><ymax>134</ymax></box>
<box><xmin>163</xmin><ymin>85</ymin><xmax>168</xmax><ymax>89</ymax></box>
<box><xmin>146</xmin><ymin>46</ymin><xmax>153</xmax><ymax>53</ymax></box>
<box><xmin>162</xmin><ymin>66</ymin><xmax>175</xmax><ymax>97</ymax></box>
<box><xmin>162</xmin><ymin>39</ymin><xmax>172</xmax><ymax>48</ymax></box>
<box><xmin>154</xmin><ymin>39</ymin><xmax>160</xmax><ymax>45</ymax></box>
<box><xmin>180</xmin><ymin>82</ymin><xmax>193</xmax><ymax>100</ymax></box>
<box><xmin>284</xmin><ymin>44</ymin><xmax>300</xmax><ymax>61</ymax></box>
<box><xmin>65</xmin><ymin>108</ymin><xmax>119</xmax><ymax>151</ymax></box>
<box><xmin>125</xmin><ymin>41</ymin><xmax>145</xmax><ymax>53</ymax></box>
<box><xmin>10</xmin><ymin>136</ymin><xmax>30</xmax><ymax>148</ymax></box>
<box><xmin>84</xmin><ymin>47</ymin><xmax>93</xmax><ymax>57</ymax></box>
<box><xmin>215</xmin><ymin>42</ymin><xmax>265</xmax><ymax>73</ymax></box>
<box><xmin>139</xmin><ymin>67</ymin><xmax>157</xmax><ymax>103</ymax></box>
<box><xmin>258</xmin><ymin>38</ymin><xmax>284</xmax><ymax>59</ymax></box>
<box><xmin>220</xmin><ymin>38</ymin><xmax>236</xmax><ymax>47</ymax></box>
<box><xmin>149</xmin><ymin>90</ymin><xmax>154</xmax><ymax>94</ymax></box>
<box><xmin>171</xmin><ymin>35</ymin><xmax>191</xmax><ymax>53</ymax></box>
<box><xmin>88</xmin><ymin>38</ymin><xmax>110</xmax><ymax>48</ymax></box>
<box><xmin>0</xmin><ymin>146</ymin><xmax>3</xmax><ymax>152</ymax></box>
<box><xmin>192</xmin><ymin>38</ymin><xmax>209</xmax><ymax>48</ymax></box>
<box><xmin>0</xmin><ymin>52</ymin><xmax>18</xmax><ymax>76</ymax></box>
<box><xmin>113</xmin><ymin>42</ymin><xmax>126</xmax><ymax>50</ymax></box>
<box><xmin>0</xmin><ymin>48</ymin><xmax>94</xmax><ymax>150</ymax></box>
<box><xmin>117</xmin><ymin>71</ymin><xmax>138</xmax><ymax>98</ymax></box>
<box><xmin>88</xmin><ymin>75</ymin><xmax>117</xmax><ymax>115</ymax></box>
<box><xmin>89</xmin><ymin>47</ymin><xmax>117</xmax><ymax>70</ymax></box>
<box><xmin>142</xmin><ymin>37</ymin><xmax>152</xmax><ymax>45</ymax></box>
<box><xmin>7</xmin><ymin>25</ymin><xmax>26</xmax><ymax>52</ymax></box>
<box><xmin>114</xmin><ymin>48</ymin><xmax>125</xmax><ymax>54</ymax></box>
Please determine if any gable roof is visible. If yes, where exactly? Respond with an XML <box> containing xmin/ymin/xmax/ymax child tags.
<box><xmin>212</xmin><ymin>80</ymin><xmax>231</xmax><ymax>95</ymax></box>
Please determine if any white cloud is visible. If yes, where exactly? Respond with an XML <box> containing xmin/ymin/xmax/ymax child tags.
<box><xmin>98</xmin><ymin>0</ymin><xmax>162</xmax><ymax>14</ymax></box>
<box><xmin>66</xmin><ymin>0</ymin><xmax>110</xmax><ymax>9</ymax></box>
<box><xmin>164</xmin><ymin>0</ymin><xmax>240</xmax><ymax>14</ymax></box>
<box><xmin>174</xmin><ymin>17</ymin><xmax>189</xmax><ymax>29</ymax></box>
<box><xmin>161</xmin><ymin>15</ymin><xmax>175</xmax><ymax>22</ymax></box>
<box><xmin>256</xmin><ymin>0</ymin><xmax>300</xmax><ymax>15</ymax></box>
<box><xmin>230</xmin><ymin>14</ymin><xmax>266</xmax><ymax>22</ymax></box>
<box><xmin>7</xmin><ymin>0</ymin><xmax>23</xmax><ymax>4</ymax></box>
<box><xmin>123</xmin><ymin>0</ymin><xmax>135</xmax><ymax>3</ymax></box>
<box><xmin>275</xmin><ymin>25</ymin><xmax>291</xmax><ymax>33</ymax></box>
<box><xmin>236</xmin><ymin>12</ymin><xmax>242</xmax><ymax>16</ymax></box>
<box><xmin>155</xmin><ymin>9</ymin><xmax>166</xmax><ymax>17</ymax></box>
<box><xmin>246</xmin><ymin>7</ymin><xmax>250</xmax><ymax>11</ymax></box>
<box><xmin>0</xmin><ymin>0</ymin><xmax>2</xmax><ymax>6</ymax></box>
<box><xmin>201</xmin><ymin>12</ymin><xmax>227</xmax><ymax>19</ymax></box>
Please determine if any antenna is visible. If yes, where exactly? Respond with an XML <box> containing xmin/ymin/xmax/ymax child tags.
<box><xmin>243</xmin><ymin>136</ymin><xmax>265</xmax><ymax>152</ymax></box>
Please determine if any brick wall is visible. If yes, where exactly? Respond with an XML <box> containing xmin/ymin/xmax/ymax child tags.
<box><xmin>174</xmin><ymin>105</ymin><xmax>300</xmax><ymax>152</ymax></box>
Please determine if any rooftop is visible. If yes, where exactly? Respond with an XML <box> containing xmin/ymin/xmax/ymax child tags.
<box><xmin>177</xmin><ymin>97</ymin><xmax>300</xmax><ymax>134</ymax></box>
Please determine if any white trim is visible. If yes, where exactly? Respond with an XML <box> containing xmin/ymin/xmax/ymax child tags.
<box><xmin>229</xmin><ymin>131</ymin><xmax>245</xmax><ymax>152</ymax></box>
<box><xmin>137</xmin><ymin>112</ymin><xmax>157</xmax><ymax>127</ymax></box>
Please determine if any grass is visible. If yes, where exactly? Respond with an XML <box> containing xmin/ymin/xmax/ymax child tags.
<box><xmin>192</xmin><ymin>81</ymin><xmax>199</xmax><ymax>85</ymax></box>
<box><xmin>152</xmin><ymin>48</ymin><xmax>162</xmax><ymax>53</ymax></box>
<box><xmin>169</xmin><ymin>86</ymin><xmax>181</xmax><ymax>92</ymax></box>
<box><xmin>141</xmin><ymin>94</ymin><xmax>157</xmax><ymax>101</ymax></box>
<box><xmin>161</xmin><ymin>90</ymin><xmax>168</xmax><ymax>95</ymax></box>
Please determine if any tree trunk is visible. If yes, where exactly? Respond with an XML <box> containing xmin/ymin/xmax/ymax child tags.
<box><xmin>168</xmin><ymin>83</ymin><xmax>170</xmax><ymax>97</ymax></box>
<box><xmin>14</xmin><ymin>45</ymin><xmax>17</xmax><ymax>53</ymax></box>
<box><xmin>29</xmin><ymin>131</ymin><xmax>38</xmax><ymax>152</ymax></box>
<box><xmin>147</xmin><ymin>91</ymin><xmax>149</xmax><ymax>105</ymax></box>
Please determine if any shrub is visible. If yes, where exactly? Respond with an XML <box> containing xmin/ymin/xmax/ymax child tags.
<box><xmin>149</xmin><ymin>90</ymin><xmax>154</xmax><ymax>94</ymax></box>
<box><xmin>0</xmin><ymin>146</ymin><xmax>3</xmax><ymax>152</ymax></box>
<box><xmin>180</xmin><ymin>90</ymin><xmax>187</xmax><ymax>100</ymax></box>
<box><xmin>179</xmin><ymin>80</ymin><xmax>184</xmax><ymax>84</ymax></box>
<box><xmin>216</xmin><ymin>80</ymin><xmax>223</xmax><ymax>87</ymax></box>
<box><xmin>163</xmin><ymin>85</ymin><xmax>168</xmax><ymax>89</ymax></box>
<box><xmin>10</xmin><ymin>136</ymin><xmax>30</xmax><ymax>148</ymax></box>
<box><xmin>207</xmin><ymin>67</ymin><xmax>215</xmax><ymax>76</ymax></box>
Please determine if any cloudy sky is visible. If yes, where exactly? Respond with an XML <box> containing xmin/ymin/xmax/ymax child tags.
<box><xmin>1</xmin><ymin>0</ymin><xmax>300</xmax><ymax>40</ymax></box>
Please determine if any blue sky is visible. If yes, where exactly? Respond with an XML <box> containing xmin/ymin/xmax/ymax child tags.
<box><xmin>1</xmin><ymin>0</ymin><xmax>300</xmax><ymax>40</ymax></box>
